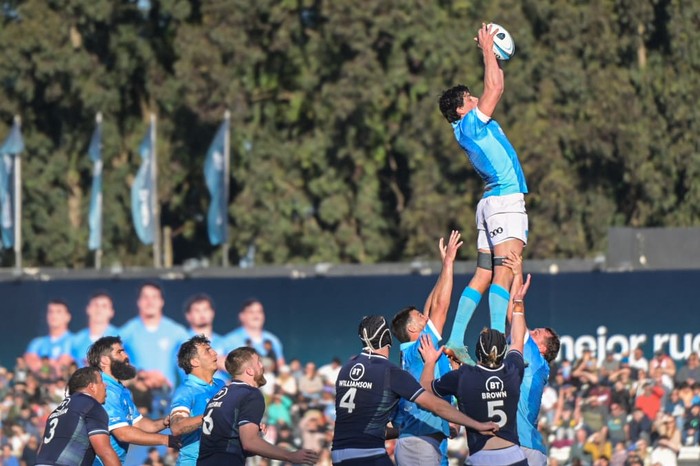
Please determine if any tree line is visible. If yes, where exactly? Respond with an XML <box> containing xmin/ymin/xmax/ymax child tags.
<box><xmin>0</xmin><ymin>0</ymin><xmax>697</xmax><ymax>268</ymax></box>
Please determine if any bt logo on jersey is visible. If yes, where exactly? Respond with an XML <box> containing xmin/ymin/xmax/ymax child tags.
<box><xmin>349</xmin><ymin>363</ymin><xmax>365</xmax><ymax>381</ymax></box>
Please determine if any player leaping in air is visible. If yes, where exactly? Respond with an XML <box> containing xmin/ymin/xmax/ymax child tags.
<box><xmin>438</xmin><ymin>23</ymin><xmax>528</xmax><ymax>364</ymax></box>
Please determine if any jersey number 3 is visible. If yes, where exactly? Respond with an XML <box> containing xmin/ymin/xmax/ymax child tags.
<box><xmin>487</xmin><ymin>400</ymin><xmax>507</xmax><ymax>428</ymax></box>
<box><xmin>44</xmin><ymin>418</ymin><xmax>59</xmax><ymax>444</ymax></box>
<box><xmin>339</xmin><ymin>388</ymin><xmax>357</xmax><ymax>413</ymax></box>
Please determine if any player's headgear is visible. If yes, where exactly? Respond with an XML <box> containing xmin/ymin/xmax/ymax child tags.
<box><xmin>358</xmin><ymin>315</ymin><xmax>393</xmax><ymax>351</ymax></box>
<box><xmin>476</xmin><ymin>328</ymin><xmax>507</xmax><ymax>368</ymax></box>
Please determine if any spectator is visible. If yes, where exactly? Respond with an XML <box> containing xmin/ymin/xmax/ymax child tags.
<box><xmin>225</xmin><ymin>299</ymin><xmax>285</xmax><ymax>368</ymax></box>
<box><xmin>24</xmin><ymin>300</ymin><xmax>74</xmax><ymax>376</ymax></box>
<box><xmin>276</xmin><ymin>365</ymin><xmax>298</xmax><ymax>397</ymax></box>
<box><xmin>297</xmin><ymin>362</ymin><xmax>324</xmax><ymax>400</ymax></box>
<box><xmin>19</xmin><ymin>435</ymin><xmax>38</xmax><ymax>466</ymax></box>
<box><xmin>317</xmin><ymin>357</ymin><xmax>342</xmax><ymax>388</ymax></box>
<box><xmin>1</xmin><ymin>444</ymin><xmax>19</xmax><ymax>466</ymax></box>
<box><xmin>71</xmin><ymin>291</ymin><xmax>118</xmax><ymax>367</ymax></box>
<box><xmin>628</xmin><ymin>408</ymin><xmax>652</xmax><ymax>444</ymax></box>
<box><xmin>120</xmin><ymin>282</ymin><xmax>189</xmax><ymax>388</ymax></box>
<box><xmin>683</xmin><ymin>402</ymin><xmax>700</xmax><ymax>445</ymax></box>
<box><xmin>607</xmin><ymin>403</ymin><xmax>628</xmax><ymax>445</ymax></box>
<box><xmin>568</xmin><ymin>427</ymin><xmax>593</xmax><ymax>466</ymax></box>
<box><xmin>573</xmin><ymin>349</ymin><xmax>599</xmax><ymax>387</ymax></box>
<box><xmin>581</xmin><ymin>384</ymin><xmax>610</xmax><ymax>433</ymax></box>
<box><xmin>628</xmin><ymin>346</ymin><xmax>649</xmax><ymax>374</ymax></box>
<box><xmin>142</xmin><ymin>447</ymin><xmax>165</xmax><ymax>466</ymax></box>
<box><xmin>649</xmin><ymin>349</ymin><xmax>676</xmax><ymax>390</ymax></box>
<box><xmin>635</xmin><ymin>380</ymin><xmax>664</xmax><ymax>422</ymax></box>
<box><xmin>181</xmin><ymin>294</ymin><xmax>228</xmax><ymax>381</ymax></box>
<box><xmin>609</xmin><ymin>442</ymin><xmax>628</xmax><ymax>466</ymax></box>
<box><xmin>676</xmin><ymin>352</ymin><xmax>700</xmax><ymax>386</ymax></box>
<box><xmin>583</xmin><ymin>426</ymin><xmax>612</xmax><ymax>463</ymax></box>
<box><xmin>650</xmin><ymin>414</ymin><xmax>681</xmax><ymax>466</ymax></box>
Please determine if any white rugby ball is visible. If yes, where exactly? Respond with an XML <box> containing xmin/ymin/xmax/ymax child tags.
<box><xmin>488</xmin><ymin>23</ymin><xmax>515</xmax><ymax>61</ymax></box>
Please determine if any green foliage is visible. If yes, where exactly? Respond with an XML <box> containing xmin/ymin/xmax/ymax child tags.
<box><xmin>0</xmin><ymin>0</ymin><xmax>697</xmax><ymax>267</ymax></box>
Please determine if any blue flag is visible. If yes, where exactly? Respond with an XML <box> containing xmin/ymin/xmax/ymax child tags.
<box><xmin>88</xmin><ymin>118</ymin><xmax>102</xmax><ymax>251</ymax></box>
<box><xmin>131</xmin><ymin>123</ymin><xmax>155</xmax><ymax>245</ymax></box>
<box><xmin>204</xmin><ymin>119</ymin><xmax>228</xmax><ymax>246</ymax></box>
<box><xmin>0</xmin><ymin>119</ymin><xmax>24</xmax><ymax>248</ymax></box>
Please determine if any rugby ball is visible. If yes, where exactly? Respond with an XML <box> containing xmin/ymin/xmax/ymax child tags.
<box><xmin>488</xmin><ymin>23</ymin><xmax>515</xmax><ymax>61</ymax></box>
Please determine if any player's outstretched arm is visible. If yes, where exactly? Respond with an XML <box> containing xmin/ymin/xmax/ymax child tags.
<box><xmin>112</xmin><ymin>425</ymin><xmax>178</xmax><ymax>448</ymax></box>
<box><xmin>240</xmin><ymin>423</ymin><xmax>319</xmax><ymax>464</ymax></box>
<box><xmin>424</xmin><ymin>230</ymin><xmax>463</xmax><ymax>334</ymax></box>
<box><xmin>502</xmin><ymin>251</ymin><xmax>526</xmax><ymax>330</ymax></box>
<box><xmin>414</xmin><ymin>391</ymin><xmax>498</xmax><ymax>435</ymax></box>
<box><xmin>169</xmin><ymin>411</ymin><xmax>204</xmax><ymax>436</ymax></box>
<box><xmin>509</xmin><ymin>272</ymin><xmax>531</xmax><ymax>355</ymax></box>
<box><xmin>475</xmin><ymin>23</ymin><xmax>504</xmax><ymax>118</ymax></box>
<box><xmin>134</xmin><ymin>415</ymin><xmax>170</xmax><ymax>433</ymax></box>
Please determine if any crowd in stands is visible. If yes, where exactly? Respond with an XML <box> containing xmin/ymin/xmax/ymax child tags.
<box><xmin>1</xmin><ymin>288</ymin><xmax>699</xmax><ymax>466</ymax></box>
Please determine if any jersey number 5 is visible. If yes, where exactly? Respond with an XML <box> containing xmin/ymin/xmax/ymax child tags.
<box><xmin>487</xmin><ymin>400</ymin><xmax>507</xmax><ymax>428</ymax></box>
<box><xmin>339</xmin><ymin>388</ymin><xmax>357</xmax><ymax>413</ymax></box>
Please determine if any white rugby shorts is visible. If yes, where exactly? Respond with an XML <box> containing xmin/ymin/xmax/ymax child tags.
<box><xmin>476</xmin><ymin>193</ymin><xmax>528</xmax><ymax>250</ymax></box>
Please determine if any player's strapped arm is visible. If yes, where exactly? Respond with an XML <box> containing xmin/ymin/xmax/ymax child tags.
<box><xmin>90</xmin><ymin>434</ymin><xmax>121</xmax><ymax>466</ymax></box>
<box><xmin>239</xmin><ymin>423</ymin><xmax>319</xmax><ymax>465</ymax></box>
<box><xmin>475</xmin><ymin>23</ymin><xmax>504</xmax><ymax>118</ymax></box>
<box><xmin>424</xmin><ymin>231</ymin><xmax>463</xmax><ymax>334</ymax></box>
<box><xmin>169</xmin><ymin>409</ymin><xmax>203</xmax><ymax>436</ymax></box>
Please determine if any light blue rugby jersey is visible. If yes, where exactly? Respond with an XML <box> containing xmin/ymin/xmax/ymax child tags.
<box><xmin>452</xmin><ymin>107</ymin><xmax>527</xmax><ymax>197</ymax></box>
<box><xmin>397</xmin><ymin>321</ymin><xmax>452</xmax><ymax>441</ymax></box>
<box><xmin>119</xmin><ymin>316</ymin><xmax>189</xmax><ymax>386</ymax></box>
<box><xmin>170</xmin><ymin>374</ymin><xmax>226</xmax><ymax>466</ymax></box>
<box><xmin>71</xmin><ymin>325</ymin><xmax>119</xmax><ymax>367</ymax></box>
<box><xmin>26</xmin><ymin>331</ymin><xmax>74</xmax><ymax>360</ymax></box>
<box><xmin>517</xmin><ymin>333</ymin><xmax>550</xmax><ymax>454</ymax></box>
<box><xmin>94</xmin><ymin>372</ymin><xmax>143</xmax><ymax>465</ymax></box>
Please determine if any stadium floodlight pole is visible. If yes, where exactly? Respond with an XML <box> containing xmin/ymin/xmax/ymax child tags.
<box><xmin>151</xmin><ymin>113</ymin><xmax>162</xmax><ymax>269</ymax></box>
<box><xmin>94</xmin><ymin>112</ymin><xmax>103</xmax><ymax>271</ymax></box>
<box><xmin>222</xmin><ymin>110</ymin><xmax>231</xmax><ymax>267</ymax></box>
<box><xmin>13</xmin><ymin>115</ymin><xmax>22</xmax><ymax>272</ymax></box>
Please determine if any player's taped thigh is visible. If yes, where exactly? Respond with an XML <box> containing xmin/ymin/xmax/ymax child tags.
<box><xmin>477</xmin><ymin>252</ymin><xmax>493</xmax><ymax>270</ymax></box>
<box><xmin>492</xmin><ymin>256</ymin><xmax>507</xmax><ymax>267</ymax></box>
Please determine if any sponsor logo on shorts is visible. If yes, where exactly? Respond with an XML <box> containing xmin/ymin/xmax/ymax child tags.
<box><xmin>490</xmin><ymin>227</ymin><xmax>504</xmax><ymax>238</ymax></box>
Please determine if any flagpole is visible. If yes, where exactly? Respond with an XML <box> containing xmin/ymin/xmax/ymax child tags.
<box><xmin>151</xmin><ymin>113</ymin><xmax>161</xmax><ymax>268</ymax></box>
<box><xmin>13</xmin><ymin>115</ymin><xmax>22</xmax><ymax>271</ymax></box>
<box><xmin>95</xmin><ymin>112</ymin><xmax>103</xmax><ymax>270</ymax></box>
<box><xmin>222</xmin><ymin>110</ymin><xmax>231</xmax><ymax>267</ymax></box>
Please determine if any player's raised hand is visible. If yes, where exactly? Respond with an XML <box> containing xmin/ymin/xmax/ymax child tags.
<box><xmin>290</xmin><ymin>448</ymin><xmax>319</xmax><ymax>465</ymax></box>
<box><xmin>475</xmin><ymin>22</ymin><xmax>497</xmax><ymax>53</ymax></box>
<box><xmin>502</xmin><ymin>250</ymin><xmax>523</xmax><ymax>277</ymax></box>
<box><xmin>418</xmin><ymin>334</ymin><xmax>444</xmax><ymax>364</ymax></box>
<box><xmin>512</xmin><ymin>273</ymin><xmax>532</xmax><ymax>303</ymax></box>
<box><xmin>440</xmin><ymin>230</ymin><xmax>463</xmax><ymax>263</ymax></box>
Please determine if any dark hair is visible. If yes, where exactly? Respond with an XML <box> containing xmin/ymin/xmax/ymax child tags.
<box><xmin>48</xmin><ymin>299</ymin><xmax>70</xmax><ymax>310</ymax></box>
<box><xmin>391</xmin><ymin>307</ymin><xmax>417</xmax><ymax>343</ymax></box>
<box><xmin>177</xmin><ymin>335</ymin><xmax>211</xmax><ymax>374</ymax></box>
<box><xmin>87</xmin><ymin>336</ymin><xmax>122</xmax><ymax>368</ymax></box>
<box><xmin>438</xmin><ymin>84</ymin><xmax>471</xmax><ymax>123</ymax></box>
<box><xmin>138</xmin><ymin>281</ymin><xmax>164</xmax><ymax>298</ymax></box>
<box><xmin>476</xmin><ymin>328</ymin><xmax>507</xmax><ymax>368</ymax></box>
<box><xmin>89</xmin><ymin>290</ymin><xmax>113</xmax><ymax>302</ymax></box>
<box><xmin>68</xmin><ymin>366</ymin><xmax>101</xmax><ymax>394</ymax></box>
<box><xmin>183</xmin><ymin>293</ymin><xmax>215</xmax><ymax>314</ymax></box>
<box><xmin>240</xmin><ymin>298</ymin><xmax>261</xmax><ymax>313</ymax></box>
<box><xmin>543</xmin><ymin>327</ymin><xmax>561</xmax><ymax>363</ymax></box>
<box><xmin>225</xmin><ymin>347</ymin><xmax>258</xmax><ymax>377</ymax></box>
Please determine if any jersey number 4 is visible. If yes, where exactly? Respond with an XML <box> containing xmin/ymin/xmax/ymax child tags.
<box><xmin>339</xmin><ymin>388</ymin><xmax>357</xmax><ymax>413</ymax></box>
<box><xmin>487</xmin><ymin>400</ymin><xmax>507</xmax><ymax>428</ymax></box>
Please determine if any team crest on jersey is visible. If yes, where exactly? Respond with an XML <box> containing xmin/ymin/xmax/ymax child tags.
<box><xmin>212</xmin><ymin>387</ymin><xmax>228</xmax><ymax>401</ymax></box>
<box><xmin>349</xmin><ymin>363</ymin><xmax>365</xmax><ymax>381</ymax></box>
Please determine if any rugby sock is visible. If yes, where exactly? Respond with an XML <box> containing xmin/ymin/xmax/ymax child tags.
<box><xmin>447</xmin><ymin>286</ymin><xmax>482</xmax><ymax>345</ymax></box>
<box><xmin>489</xmin><ymin>283</ymin><xmax>510</xmax><ymax>333</ymax></box>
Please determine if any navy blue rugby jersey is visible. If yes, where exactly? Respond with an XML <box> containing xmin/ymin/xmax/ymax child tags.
<box><xmin>432</xmin><ymin>350</ymin><xmax>525</xmax><ymax>455</ymax></box>
<box><xmin>36</xmin><ymin>392</ymin><xmax>109</xmax><ymax>466</ymax></box>
<box><xmin>332</xmin><ymin>352</ymin><xmax>424</xmax><ymax>451</ymax></box>
<box><xmin>197</xmin><ymin>381</ymin><xmax>265</xmax><ymax>466</ymax></box>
